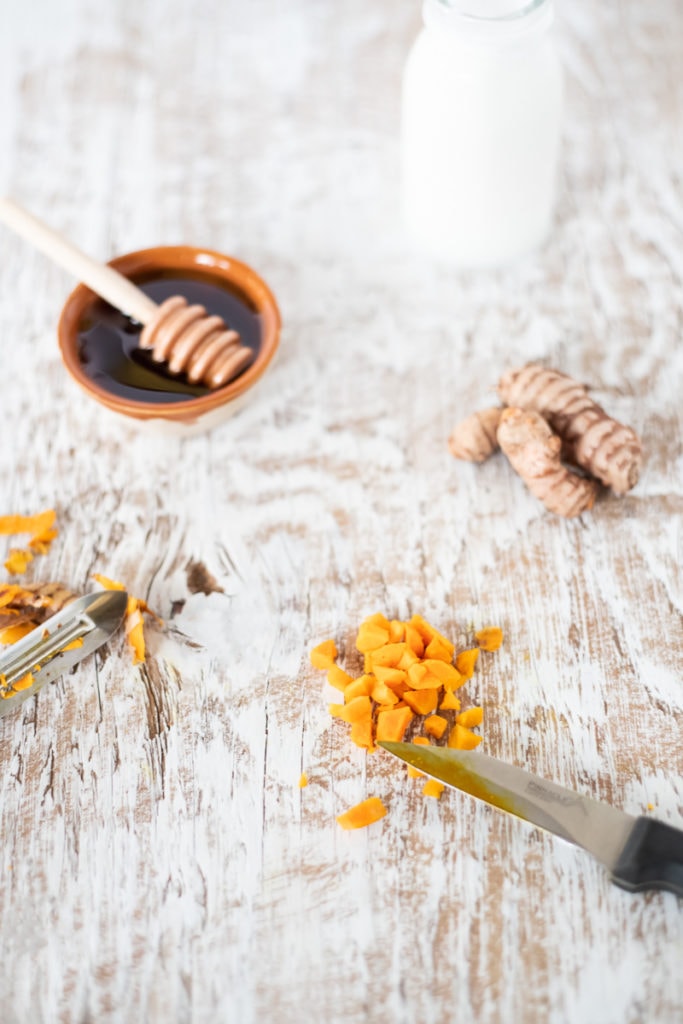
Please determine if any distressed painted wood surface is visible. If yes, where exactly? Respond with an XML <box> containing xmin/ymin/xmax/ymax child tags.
<box><xmin>1</xmin><ymin>2</ymin><xmax>682</xmax><ymax>1022</ymax></box>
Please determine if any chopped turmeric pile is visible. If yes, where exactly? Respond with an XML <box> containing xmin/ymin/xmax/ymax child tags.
<box><xmin>310</xmin><ymin>612</ymin><xmax>503</xmax><ymax>824</ymax></box>
<box><xmin>0</xmin><ymin>509</ymin><xmax>58</xmax><ymax>575</ymax></box>
<box><xmin>311</xmin><ymin>612</ymin><xmax>495</xmax><ymax>755</ymax></box>
<box><xmin>93</xmin><ymin>574</ymin><xmax>162</xmax><ymax>665</ymax></box>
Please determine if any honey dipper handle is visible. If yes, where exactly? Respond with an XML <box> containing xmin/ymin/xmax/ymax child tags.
<box><xmin>0</xmin><ymin>197</ymin><xmax>158</xmax><ymax>325</ymax></box>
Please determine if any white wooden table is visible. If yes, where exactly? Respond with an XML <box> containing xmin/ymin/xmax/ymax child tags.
<box><xmin>1</xmin><ymin>3</ymin><xmax>682</xmax><ymax>1022</ymax></box>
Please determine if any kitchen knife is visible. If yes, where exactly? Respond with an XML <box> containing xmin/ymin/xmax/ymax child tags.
<box><xmin>379</xmin><ymin>741</ymin><xmax>683</xmax><ymax>897</ymax></box>
<box><xmin>0</xmin><ymin>589</ymin><xmax>128</xmax><ymax>718</ymax></box>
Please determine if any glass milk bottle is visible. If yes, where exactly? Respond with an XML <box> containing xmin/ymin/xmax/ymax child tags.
<box><xmin>401</xmin><ymin>0</ymin><xmax>564</xmax><ymax>267</ymax></box>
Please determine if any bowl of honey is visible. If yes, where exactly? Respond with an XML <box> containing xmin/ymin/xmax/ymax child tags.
<box><xmin>58</xmin><ymin>245</ymin><xmax>281</xmax><ymax>435</ymax></box>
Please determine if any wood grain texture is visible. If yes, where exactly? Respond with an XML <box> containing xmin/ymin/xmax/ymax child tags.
<box><xmin>1</xmin><ymin>2</ymin><xmax>682</xmax><ymax>1022</ymax></box>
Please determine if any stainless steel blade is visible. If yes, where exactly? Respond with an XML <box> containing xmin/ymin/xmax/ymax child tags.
<box><xmin>0</xmin><ymin>589</ymin><xmax>127</xmax><ymax>717</ymax></box>
<box><xmin>380</xmin><ymin>741</ymin><xmax>635</xmax><ymax>872</ymax></box>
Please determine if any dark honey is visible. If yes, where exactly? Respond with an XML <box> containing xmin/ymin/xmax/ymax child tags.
<box><xmin>77</xmin><ymin>270</ymin><xmax>263</xmax><ymax>403</ymax></box>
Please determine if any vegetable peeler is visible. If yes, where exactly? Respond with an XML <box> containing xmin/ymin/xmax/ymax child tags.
<box><xmin>0</xmin><ymin>590</ymin><xmax>127</xmax><ymax>718</ymax></box>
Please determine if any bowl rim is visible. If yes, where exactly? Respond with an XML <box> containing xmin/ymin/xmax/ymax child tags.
<box><xmin>57</xmin><ymin>244</ymin><xmax>281</xmax><ymax>421</ymax></box>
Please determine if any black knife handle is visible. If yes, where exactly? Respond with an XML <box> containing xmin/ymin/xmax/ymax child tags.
<box><xmin>611</xmin><ymin>816</ymin><xmax>683</xmax><ymax>896</ymax></box>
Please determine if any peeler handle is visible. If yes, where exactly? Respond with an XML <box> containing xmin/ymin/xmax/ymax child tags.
<box><xmin>611</xmin><ymin>816</ymin><xmax>683</xmax><ymax>897</ymax></box>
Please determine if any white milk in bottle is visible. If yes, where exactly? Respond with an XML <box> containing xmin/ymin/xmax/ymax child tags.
<box><xmin>401</xmin><ymin>0</ymin><xmax>564</xmax><ymax>267</ymax></box>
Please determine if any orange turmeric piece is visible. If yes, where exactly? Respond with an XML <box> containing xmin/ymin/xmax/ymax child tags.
<box><xmin>370</xmin><ymin>679</ymin><xmax>399</xmax><ymax>706</ymax></box>
<box><xmin>448</xmin><ymin>723</ymin><xmax>483</xmax><ymax>750</ymax></box>
<box><xmin>329</xmin><ymin>696</ymin><xmax>372</xmax><ymax>724</ymax></box>
<box><xmin>422</xmin><ymin>779</ymin><xmax>445</xmax><ymax>799</ymax></box>
<box><xmin>60</xmin><ymin>637</ymin><xmax>84</xmax><ymax>653</ymax></box>
<box><xmin>11</xmin><ymin>672</ymin><xmax>34</xmax><ymax>692</ymax></box>
<box><xmin>350</xmin><ymin>718</ymin><xmax>375</xmax><ymax>751</ymax></box>
<box><xmin>298</xmin><ymin>772</ymin><xmax>308</xmax><ymax>788</ymax></box>
<box><xmin>376</xmin><ymin>705</ymin><xmax>414</xmax><ymax>743</ymax></box>
<box><xmin>356</xmin><ymin>621</ymin><xmax>391</xmax><ymax>652</ymax></box>
<box><xmin>455</xmin><ymin>648</ymin><xmax>479</xmax><ymax>679</ymax></box>
<box><xmin>0</xmin><ymin>584</ymin><xmax>28</xmax><ymax>609</ymax></box>
<box><xmin>456</xmin><ymin>706</ymin><xmax>483</xmax><ymax>729</ymax></box>
<box><xmin>328</xmin><ymin>664</ymin><xmax>354</xmax><ymax>691</ymax></box>
<box><xmin>310</xmin><ymin>612</ymin><xmax>499</xmax><ymax>808</ymax></box>
<box><xmin>424</xmin><ymin>714</ymin><xmax>448</xmax><ymax>740</ymax></box>
<box><xmin>475</xmin><ymin>627</ymin><xmax>503</xmax><ymax>652</ymax></box>
<box><xmin>310</xmin><ymin>639</ymin><xmax>338</xmax><ymax>670</ymax></box>
<box><xmin>344</xmin><ymin>675</ymin><xmax>374</xmax><ymax>701</ymax></box>
<box><xmin>336</xmin><ymin>796</ymin><xmax>387</xmax><ymax>830</ymax></box>
<box><xmin>439</xmin><ymin>689</ymin><xmax>461</xmax><ymax>711</ymax></box>
<box><xmin>5</xmin><ymin>549</ymin><xmax>33</xmax><ymax>575</ymax></box>
<box><xmin>402</xmin><ymin>688</ymin><xmax>439</xmax><ymax>716</ymax></box>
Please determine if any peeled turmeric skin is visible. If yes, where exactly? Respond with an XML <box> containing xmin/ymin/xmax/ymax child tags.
<box><xmin>498</xmin><ymin>364</ymin><xmax>643</xmax><ymax>494</ymax></box>
<box><xmin>497</xmin><ymin>408</ymin><xmax>598</xmax><ymax>518</ymax></box>
<box><xmin>0</xmin><ymin>582</ymin><xmax>76</xmax><ymax>632</ymax></box>
<box><xmin>448</xmin><ymin>407</ymin><xmax>502</xmax><ymax>463</ymax></box>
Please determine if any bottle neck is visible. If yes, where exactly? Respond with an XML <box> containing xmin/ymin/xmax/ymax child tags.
<box><xmin>422</xmin><ymin>0</ymin><xmax>554</xmax><ymax>47</ymax></box>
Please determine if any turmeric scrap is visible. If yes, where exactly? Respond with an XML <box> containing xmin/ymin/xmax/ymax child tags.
<box><xmin>0</xmin><ymin>582</ymin><xmax>76</xmax><ymax>631</ymax></box>
<box><xmin>298</xmin><ymin>772</ymin><xmax>308</xmax><ymax>788</ymax></box>
<box><xmin>336</xmin><ymin>796</ymin><xmax>388</xmax><ymax>831</ymax></box>
<box><xmin>93</xmin><ymin>574</ymin><xmax>161</xmax><ymax>665</ymax></box>
<box><xmin>497</xmin><ymin>408</ymin><xmax>598</xmax><ymax>518</ymax></box>
<box><xmin>475</xmin><ymin>626</ymin><xmax>503</xmax><ymax>652</ymax></box>
<box><xmin>0</xmin><ymin>509</ymin><xmax>58</xmax><ymax>575</ymax></box>
<box><xmin>0</xmin><ymin>622</ymin><xmax>34</xmax><ymax>645</ymax></box>
<box><xmin>11</xmin><ymin>672</ymin><xmax>34</xmax><ymax>692</ymax></box>
<box><xmin>310</xmin><ymin>639</ymin><xmax>338</xmax><ymax>670</ymax></box>
<box><xmin>60</xmin><ymin>637</ymin><xmax>84</xmax><ymax>652</ymax></box>
<box><xmin>498</xmin><ymin>364</ymin><xmax>643</xmax><ymax>494</ymax></box>
<box><xmin>422</xmin><ymin>779</ymin><xmax>445</xmax><ymax>799</ymax></box>
<box><xmin>448</xmin><ymin>407</ymin><xmax>503</xmax><ymax>463</ymax></box>
<box><xmin>5</xmin><ymin>549</ymin><xmax>33</xmax><ymax>575</ymax></box>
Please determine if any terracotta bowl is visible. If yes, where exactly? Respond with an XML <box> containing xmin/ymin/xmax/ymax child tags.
<box><xmin>58</xmin><ymin>245</ymin><xmax>281</xmax><ymax>436</ymax></box>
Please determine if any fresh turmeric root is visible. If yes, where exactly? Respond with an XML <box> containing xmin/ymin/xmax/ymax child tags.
<box><xmin>497</xmin><ymin>408</ymin><xmax>598</xmax><ymax>517</ymax></box>
<box><xmin>498</xmin><ymin>365</ymin><xmax>642</xmax><ymax>494</ymax></box>
<box><xmin>448</xmin><ymin>407</ymin><xmax>502</xmax><ymax>463</ymax></box>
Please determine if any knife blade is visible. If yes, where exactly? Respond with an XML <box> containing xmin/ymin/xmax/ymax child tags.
<box><xmin>379</xmin><ymin>741</ymin><xmax>683</xmax><ymax>897</ymax></box>
<box><xmin>0</xmin><ymin>589</ymin><xmax>128</xmax><ymax>718</ymax></box>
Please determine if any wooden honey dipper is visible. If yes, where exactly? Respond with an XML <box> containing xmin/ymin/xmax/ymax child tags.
<box><xmin>0</xmin><ymin>198</ymin><xmax>253</xmax><ymax>389</ymax></box>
